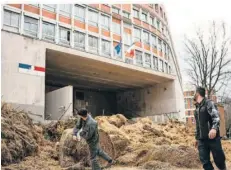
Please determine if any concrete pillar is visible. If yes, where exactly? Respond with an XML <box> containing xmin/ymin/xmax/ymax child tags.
<box><xmin>70</xmin><ymin>4</ymin><xmax>74</xmax><ymax>48</ymax></box>
<box><xmin>110</xmin><ymin>14</ymin><xmax>113</xmax><ymax>58</ymax></box>
<box><xmin>98</xmin><ymin>11</ymin><xmax>102</xmax><ymax>55</ymax></box>
<box><xmin>20</xmin><ymin>4</ymin><xmax>24</xmax><ymax>35</ymax></box>
<box><xmin>55</xmin><ymin>4</ymin><xmax>59</xmax><ymax>44</ymax></box>
<box><xmin>85</xmin><ymin>6</ymin><xmax>89</xmax><ymax>52</ymax></box>
<box><xmin>38</xmin><ymin>4</ymin><xmax>43</xmax><ymax>40</ymax></box>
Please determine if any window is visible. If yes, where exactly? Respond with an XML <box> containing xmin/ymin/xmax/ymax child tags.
<box><xmin>123</xmin><ymin>11</ymin><xmax>130</xmax><ymax>18</ymax></box>
<box><xmin>124</xmin><ymin>31</ymin><xmax>131</xmax><ymax>45</ymax></box>
<box><xmin>157</xmin><ymin>20</ymin><xmax>160</xmax><ymax>30</ymax></box>
<box><xmin>160</xmin><ymin>7</ymin><xmax>163</xmax><ymax>18</ymax></box>
<box><xmin>188</xmin><ymin>111</ymin><xmax>190</xmax><ymax>116</ymax></box>
<box><xmin>114</xmin><ymin>41</ymin><xmax>122</xmax><ymax>58</ymax></box>
<box><xmin>153</xmin><ymin>56</ymin><xmax>158</xmax><ymax>70</ymax></box>
<box><xmin>101</xmin><ymin>15</ymin><xmax>110</xmax><ymax>30</ymax></box>
<box><xmin>142</xmin><ymin>13</ymin><xmax>147</xmax><ymax>22</ymax></box>
<box><xmin>43</xmin><ymin>4</ymin><xmax>56</xmax><ymax>12</ymax></box>
<box><xmin>158</xmin><ymin>39</ymin><xmax>162</xmax><ymax>52</ymax></box>
<box><xmin>29</xmin><ymin>4</ymin><xmax>39</xmax><ymax>7</ymax></box>
<box><xmin>165</xmin><ymin>62</ymin><xmax>168</xmax><ymax>73</ymax></box>
<box><xmin>169</xmin><ymin>66</ymin><xmax>171</xmax><ymax>74</ymax></box>
<box><xmin>143</xmin><ymin>31</ymin><xmax>149</xmax><ymax>45</ymax></box>
<box><xmin>88</xmin><ymin>35</ymin><xmax>98</xmax><ymax>52</ymax></box>
<box><xmin>133</xmin><ymin>9</ymin><xmax>139</xmax><ymax>18</ymax></box>
<box><xmin>101</xmin><ymin>39</ymin><xmax>111</xmax><ymax>56</ymax></box>
<box><xmin>74</xmin><ymin>31</ymin><xmax>85</xmax><ymax>49</ymax></box>
<box><xmin>135</xmin><ymin>50</ymin><xmax>143</xmax><ymax>66</ymax></box>
<box><xmin>124</xmin><ymin>45</ymin><xmax>133</xmax><ymax>64</ymax></box>
<box><xmin>134</xmin><ymin>28</ymin><xmax>141</xmax><ymax>42</ymax></box>
<box><xmin>3</xmin><ymin>10</ymin><xmax>20</xmax><ymax>30</ymax></box>
<box><xmin>151</xmin><ymin>35</ymin><xmax>157</xmax><ymax>49</ymax></box>
<box><xmin>190</xmin><ymin>99</ymin><xmax>193</xmax><ymax>108</ymax></box>
<box><xmin>88</xmin><ymin>10</ymin><xmax>98</xmax><ymax>26</ymax></box>
<box><xmin>112</xmin><ymin>21</ymin><xmax>121</xmax><ymax>35</ymax></box>
<box><xmin>74</xmin><ymin>5</ymin><xmax>85</xmax><ymax>21</ymax></box>
<box><xmin>150</xmin><ymin>17</ymin><xmax>155</xmax><ymax>27</ymax></box>
<box><xmin>112</xmin><ymin>7</ymin><xmax>120</xmax><ymax>14</ymax></box>
<box><xmin>184</xmin><ymin>99</ymin><xmax>187</xmax><ymax>109</ymax></box>
<box><xmin>59</xmin><ymin>27</ymin><xmax>70</xmax><ymax>44</ymax></box>
<box><xmin>160</xmin><ymin>59</ymin><xmax>164</xmax><ymax>72</ymax></box>
<box><xmin>163</xmin><ymin>43</ymin><xmax>167</xmax><ymax>56</ymax></box>
<box><xmin>42</xmin><ymin>22</ymin><xmax>55</xmax><ymax>41</ymax></box>
<box><xmin>24</xmin><ymin>16</ymin><xmax>38</xmax><ymax>37</ymax></box>
<box><xmin>59</xmin><ymin>4</ymin><xmax>71</xmax><ymax>16</ymax></box>
<box><xmin>155</xmin><ymin>4</ymin><xmax>159</xmax><ymax>13</ymax></box>
<box><xmin>145</xmin><ymin>53</ymin><xmax>151</xmax><ymax>68</ymax></box>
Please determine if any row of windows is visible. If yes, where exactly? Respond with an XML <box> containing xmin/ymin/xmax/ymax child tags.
<box><xmin>132</xmin><ymin>7</ymin><xmax>167</xmax><ymax>34</ymax></box>
<box><xmin>31</xmin><ymin>4</ymin><xmax>168</xmax><ymax>36</ymax></box>
<box><xmin>8</xmin><ymin>4</ymin><xmax>170</xmax><ymax>58</ymax></box>
<box><xmin>3</xmin><ymin>10</ymin><xmax>172</xmax><ymax>73</ymax></box>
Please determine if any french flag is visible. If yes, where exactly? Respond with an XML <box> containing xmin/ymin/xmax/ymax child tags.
<box><xmin>18</xmin><ymin>63</ymin><xmax>45</xmax><ymax>76</ymax></box>
<box><xmin>126</xmin><ymin>42</ymin><xmax>136</xmax><ymax>58</ymax></box>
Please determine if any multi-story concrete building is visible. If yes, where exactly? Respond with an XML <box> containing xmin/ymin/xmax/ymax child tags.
<box><xmin>1</xmin><ymin>4</ymin><xmax>184</xmax><ymax>122</ymax></box>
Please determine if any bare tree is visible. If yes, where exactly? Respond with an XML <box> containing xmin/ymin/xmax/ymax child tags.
<box><xmin>184</xmin><ymin>21</ymin><xmax>231</xmax><ymax>99</ymax></box>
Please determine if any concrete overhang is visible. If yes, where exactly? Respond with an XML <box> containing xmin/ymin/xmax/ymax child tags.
<box><xmin>45</xmin><ymin>46</ymin><xmax>175</xmax><ymax>92</ymax></box>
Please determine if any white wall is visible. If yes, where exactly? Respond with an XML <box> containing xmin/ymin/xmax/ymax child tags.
<box><xmin>1</xmin><ymin>31</ymin><xmax>46</xmax><ymax>122</ymax></box>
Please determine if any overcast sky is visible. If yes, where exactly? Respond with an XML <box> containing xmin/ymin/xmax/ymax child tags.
<box><xmin>163</xmin><ymin>0</ymin><xmax>231</xmax><ymax>86</ymax></box>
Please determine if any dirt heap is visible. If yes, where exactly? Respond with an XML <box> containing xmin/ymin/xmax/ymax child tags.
<box><xmin>96</xmin><ymin>115</ymin><xmax>201</xmax><ymax>169</ymax></box>
<box><xmin>44</xmin><ymin>118</ymin><xmax>78</xmax><ymax>142</ymax></box>
<box><xmin>1</xmin><ymin>103</ymin><xmax>44</xmax><ymax>166</ymax></box>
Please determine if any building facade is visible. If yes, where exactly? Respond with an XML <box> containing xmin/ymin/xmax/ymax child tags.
<box><xmin>1</xmin><ymin>4</ymin><xmax>184</xmax><ymax>122</ymax></box>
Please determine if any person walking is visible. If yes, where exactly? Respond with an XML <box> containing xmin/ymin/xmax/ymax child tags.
<box><xmin>194</xmin><ymin>87</ymin><xmax>226</xmax><ymax>170</ymax></box>
<box><xmin>73</xmin><ymin>108</ymin><xmax>114</xmax><ymax>170</ymax></box>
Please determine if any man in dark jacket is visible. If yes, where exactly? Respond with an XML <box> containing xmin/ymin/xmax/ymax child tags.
<box><xmin>73</xmin><ymin>108</ymin><xmax>114</xmax><ymax>170</ymax></box>
<box><xmin>194</xmin><ymin>87</ymin><xmax>226</xmax><ymax>170</ymax></box>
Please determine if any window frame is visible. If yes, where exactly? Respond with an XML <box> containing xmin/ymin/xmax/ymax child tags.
<box><xmin>145</xmin><ymin>53</ymin><xmax>151</xmax><ymax>68</ymax></box>
<box><xmin>141</xmin><ymin>12</ymin><xmax>148</xmax><ymax>22</ymax></box>
<box><xmin>112</xmin><ymin>21</ymin><xmax>121</xmax><ymax>35</ymax></box>
<box><xmin>88</xmin><ymin>9</ymin><xmax>98</xmax><ymax>26</ymax></box>
<box><xmin>143</xmin><ymin>31</ymin><xmax>150</xmax><ymax>45</ymax></box>
<box><xmin>74</xmin><ymin>5</ymin><xmax>85</xmax><ymax>22</ymax></box>
<box><xmin>42</xmin><ymin>21</ymin><xmax>55</xmax><ymax>41</ymax></box>
<box><xmin>151</xmin><ymin>35</ymin><xmax>157</xmax><ymax>49</ymax></box>
<box><xmin>134</xmin><ymin>27</ymin><xmax>141</xmax><ymax>42</ymax></box>
<box><xmin>3</xmin><ymin>10</ymin><xmax>20</xmax><ymax>29</ymax></box>
<box><xmin>101</xmin><ymin>39</ymin><xmax>111</xmax><ymax>56</ymax></box>
<box><xmin>59</xmin><ymin>26</ymin><xmax>71</xmax><ymax>45</ymax></box>
<box><xmin>88</xmin><ymin>35</ymin><xmax>98</xmax><ymax>52</ymax></box>
<box><xmin>123</xmin><ymin>11</ymin><xmax>130</xmax><ymax>18</ymax></box>
<box><xmin>43</xmin><ymin>4</ymin><xmax>56</xmax><ymax>12</ymax></box>
<box><xmin>24</xmin><ymin>16</ymin><xmax>39</xmax><ymax>37</ymax></box>
<box><xmin>133</xmin><ymin>8</ymin><xmax>139</xmax><ymax>18</ymax></box>
<box><xmin>74</xmin><ymin>31</ymin><xmax>85</xmax><ymax>49</ymax></box>
<box><xmin>112</xmin><ymin>7</ymin><xmax>120</xmax><ymax>14</ymax></box>
<box><xmin>101</xmin><ymin>14</ymin><xmax>110</xmax><ymax>30</ymax></box>
<box><xmin>59</xmin><ymin>4</ymin><xmax>72</xmax><ymax>16</ymax></box>
<box><xmin>135</xmin><ymin>50</ymin><xmax>143</xmax><ymax>66</ymax></box>
<box><xmin>153</xmin><ymin>56</ymin><xmax>158</xmax><ymax>70</ymax></box>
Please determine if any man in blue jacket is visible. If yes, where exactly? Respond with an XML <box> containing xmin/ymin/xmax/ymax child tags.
<box><xmin>194</xmin><ymin>87</ymin><xmax>226</xmax><ymax>170</ymax></box>
<box><xmin>73</xmin><ymin>108</ymin><xmax>114</xmax><ymax>170</ymax></box>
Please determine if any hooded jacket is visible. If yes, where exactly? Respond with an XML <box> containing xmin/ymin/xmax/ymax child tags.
<box><xmin>194</xmin><ymin>98</ymin><xmax>220</xmax><ymax>140</ymax></box>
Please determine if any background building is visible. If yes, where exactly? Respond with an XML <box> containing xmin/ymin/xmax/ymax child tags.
<box><xmin>1</xmin><ymin>4</ymin><xmax>184</xmax><ymax>122</ymax></box>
